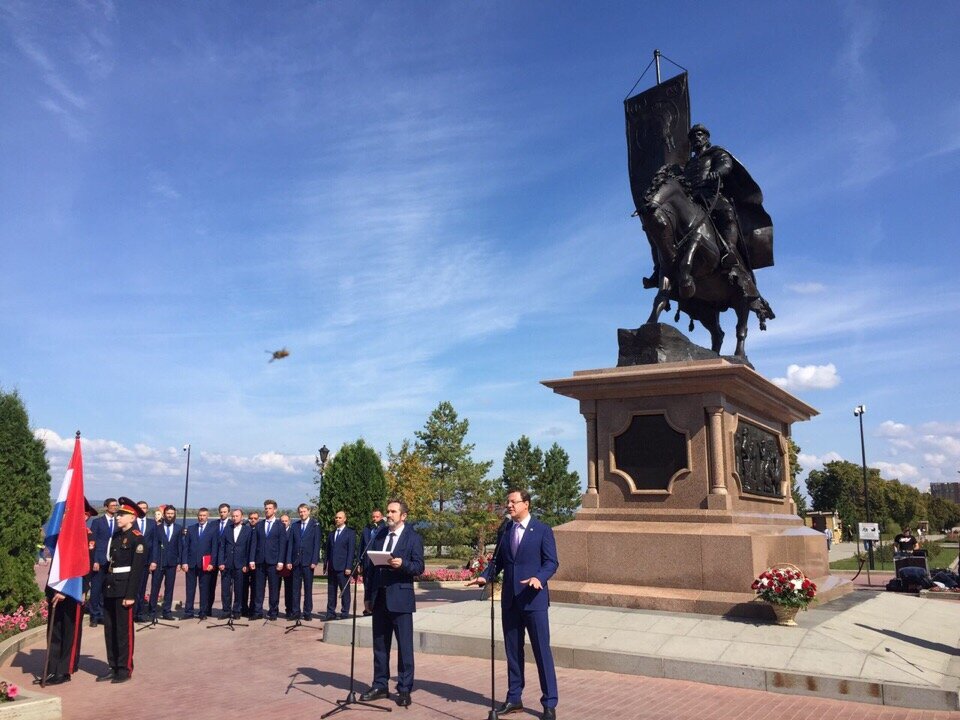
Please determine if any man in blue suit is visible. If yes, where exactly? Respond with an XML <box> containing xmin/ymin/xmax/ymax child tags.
<box><xmin>218</xmin><ymin>508</ymin><xmax>256</xmax><ymax>619</ymax></box>
<box><xmin>360</xmin><ymin>509</ymin><xmax>385</xmax><ymax>616</ymax></box>
<box><xmin>88</xmin><ymin>498</ymin><xmax>118</xmax><ymax>627</ymax></box>
<box><xmin>149</xmin><ymin>505</ymin><xmax>182</xmax><ymax>620</ymax></box>
<box><xmin>324</xmin><ymin>510</ymin><xmax>357</xmax><ymax>620</ymax></box>
<box><xmin>133</xmin><ymin>501</ymin><xmax>157</xmax><ymax>622</ymax></box>
<box><xmin>252</xmin><ymin>500</ymin><xmax>287</xmax><ymax>620</ymax></box>
<box><xmin>181</xmin><ymin>507</ymin><xmax>217</xmax><ymax>619</ymax></box>
<box><xmin>360</xmin><ymin>499</ymin><xmax>424</xmax><ymax>708</ymax></box>
<box><xmin>210</xmin><ymin>503</ymin><xmax>231</xmax><ymax>616</ymax></box>
<box><xmin>469</xmin><ymin>489</ymin><xmax>559</xmax><ymax>719</ymax></box>
<box><xmin>285</xmin><ymin>503</ymin><xmax>320</xmax><ymax>621</ymax></box>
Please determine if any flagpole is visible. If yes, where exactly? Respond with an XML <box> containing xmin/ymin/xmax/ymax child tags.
<box><xmin>654</xmin><ymin>49</ymin><xmax>661</xmax><ymax>85</ymax></box>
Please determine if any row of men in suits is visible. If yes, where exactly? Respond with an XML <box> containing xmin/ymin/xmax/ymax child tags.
<box><xmin>87</xmin><ymin>498</ymin><xmax>387</xmax><ymax>624</ymax></box>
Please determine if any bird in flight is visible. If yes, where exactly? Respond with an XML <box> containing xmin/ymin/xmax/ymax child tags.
<box><xmin>267</xmin><ymin>348</ymin><xmax>290</xmax><ymax>362</ymax></box>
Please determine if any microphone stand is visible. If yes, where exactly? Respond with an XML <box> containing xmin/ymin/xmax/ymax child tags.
<box><xmin>322</xmin><ymin>526</ymin><xmax>391</xmax><ymax>718</ymax></box>
<box><xmin>481</xmin><ymin>517</ymin><xmax>511</xmax><ymax>720</ymax></box>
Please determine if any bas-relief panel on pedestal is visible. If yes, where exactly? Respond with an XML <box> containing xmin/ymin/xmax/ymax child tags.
<box><xmin>732</xmin><ymin>417</ymin><xmax>787</xmax><ymax>500</ymax></box>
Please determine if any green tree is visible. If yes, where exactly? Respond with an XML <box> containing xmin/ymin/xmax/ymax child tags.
<box><xmin>533</xmin><ymin>443</ymin><xmax>581</xmax><ymax>526</ymax></box>
<box><xmin>415</xmin><ymin>402</ymin><xmax>493</xmax><ymax>556</ymax></box>
<box><xmin>0</xmin><ymin>390</ymin><xmax>52</xmax><ymax>611</ymax></box>
<box><xmin>385</xmin><ymin>440</ymin><xmax>433</xmax><ymax>523</ymax></box>
<box><xmin>788</xmin><ymin>439</ymin><xmax>807</xmax><ymax>517</ymax></box>
<box><xmin>926</xmin><ymin>495</ymin><xmax>960</xmax><ymax>533</ymax></box>
<box><xmin>501</xmin><ymin>436</ymin><xmax>543</xmax><ymax>493</ymax></box>
<box><xmin>807</xmin><ymin>460</ymin><xmax>887</xmax><ymax>539</ymax></box>
<box><xmin>313</xmin><ymin>440</ymin><xmax>387</xmax><ymax>537</ymax></box>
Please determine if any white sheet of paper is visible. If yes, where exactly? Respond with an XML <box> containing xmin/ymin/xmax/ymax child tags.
<box><xmin>366</xmin><ymin>550</ymin><xmax>394</xmax><ymax>567</ymax></box>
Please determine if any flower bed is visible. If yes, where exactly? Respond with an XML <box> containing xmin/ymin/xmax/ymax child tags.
<box><xmin>0</xmin><ymin>603</ymin><xmax>47</xmax><ymax>644</ymax></box>
<box><xmin>415</xmin><ymin>568</ymin><xmax>474</xmax><ymax>582</ymax></box>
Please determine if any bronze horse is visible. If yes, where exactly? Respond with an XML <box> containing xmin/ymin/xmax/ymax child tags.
<box><xmin>638</xmin><ymin>165</ymin><xmax>773</xmax><ymax>358</ymax></box>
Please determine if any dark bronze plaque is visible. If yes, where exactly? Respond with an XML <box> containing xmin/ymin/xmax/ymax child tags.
<box><xmin>624</xmin><ymin>72</ymin><xmax>690</xmax><ymax>214</ymax></box>
<box><xmin>735</xmin><ymin>422</ymin><xmax>784</xmax><ymax>497</ymax></box>
<box><xmin>613</xmin><ymin>414</ymin><xmax>687</xmax><ymax>491</ymax></box>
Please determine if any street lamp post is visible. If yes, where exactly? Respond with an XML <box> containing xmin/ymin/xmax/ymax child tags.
<box><xmin>854</xmin><ymin>405</ymin><xmax>875</xmax><ymax>571</ymax></box>
<box><xmin>317</xmin><ymin>444</ymin><xmax>330</xmax><ymax>501</ymax></box>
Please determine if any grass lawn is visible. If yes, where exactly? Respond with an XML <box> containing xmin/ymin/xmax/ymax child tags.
<box><xmin>830</xmin><ymin>543</ymin><xmax>959</xmax><ymax>571</ymax></box>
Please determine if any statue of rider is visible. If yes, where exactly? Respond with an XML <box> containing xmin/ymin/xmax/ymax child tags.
<box><xmin>682</xmin><ymin>123</ymin><xmax>774</xmax><ymax>322</ymax></box>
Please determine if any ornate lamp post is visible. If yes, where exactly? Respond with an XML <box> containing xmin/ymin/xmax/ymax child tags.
<box><xmin>317</xmin><ymin>444</ymin><xmax>330</xmax><ymax>499</ymax></box>
<box><xmin>854</xmin><ymin>405</ymin><xmax>874</xmax><ymax>571</ymax></box>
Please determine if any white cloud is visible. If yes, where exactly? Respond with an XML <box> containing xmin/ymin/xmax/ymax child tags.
<box><xmin>35</xmin><ymin>428</ymin><xmax>316</xmax><ymax>506</ymax></box>
<box><xmin>797</xmin><ymin>451</ymin><xmax>844</xmax><ymax>474</ymax></box>
<box><xmin>772</xmin><ymin>363</ymin><xmax>841</xmax><ymax>391</ymax></box>
<box><xmin>785</xmin><ymin>282</ymin><xmax>826</xmax><ymax>295</ymax></box>
<box><xmin>877</xmin><ymin>420</ymin><xmax>910</xmax><ymax>437</ymax></box>
<box><xmin>873</xmin><ymin>461</ymin><xmax>920</xmax><ymax>481</ymax></box>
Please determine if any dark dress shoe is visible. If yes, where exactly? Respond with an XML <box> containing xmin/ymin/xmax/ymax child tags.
<box><xmin>89</xmin><ymin>618</ymin><xmax>99</xmax><ymax>628</ymax></box>
<box><xmin>542</xmin><ymin>708</ymin><xmax>556</xmax><ymax>720</ymax></box>
<box><xmin>302</xmin><ymin>613</ymin><xmax>313</xmax><ymax>621</ymax></box>
<box><xmin>43</xmin><ymin>674</ymin><xmax>70</xmax><ymax>685</ymax></box>
<box><xmin>267</xmin><ymin>614</ymin><xmax>277</xmax><ymax>621</ymax></box>
<box><xmin>112</xmin><ymin>671</ymin><xmax>131</xmax><ymax>684</ymax></box>
<box><xmin>161</xmin><ymin>613</ymin><xmax>176</xmax><ymax>621</ymax></box>
<box><xmin>360</xmin><ymin>687</ymin><xmax>389</xmax><ymax>702</ymax></box>
<box><xmin>339</xmin><ymin>613</ymin><xmax>350</xmax><ymax>620</ymax></box>
<box><xmin>183</xmin><ymin>612</ymin><xmax>195</xmax><ymax>619</ymax></box>
<box><xmin>324</xmin><ymin>613</ymin><xmax>337</xmax><ymax>621</ymax></box>
<box><xmin>252</xmin><ymin>613</ymin><xmax>265</xmax><ymax>620</ymax></box>
<box><xmin>232</xmin><ymin>612</ymin><xmax>242</xmax><ymax>620</ymax></box>
<box><xmin>198</xmin><ymin>614</ymin><xmax>207</xmax><ymax>620</ymax></box>
<box><xmin>497</xmin><ymin>700</ymin><xmax>524</xmax><ymax>714</ymax></box>
<box><xmin>96</xmin><ymin>670</ymin><xmax>116</xmax><ymax>682</ymax></box>
<box><xmin>396</xmin><ymin>692</ymin><xmax>411</xmax><ymax>707</ymax></box>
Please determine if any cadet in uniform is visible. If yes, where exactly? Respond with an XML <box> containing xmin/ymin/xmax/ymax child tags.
<box><xmin>97</xmin><ymin>497</ymin><xmax>147</xmax><ymax>684</ymax></box>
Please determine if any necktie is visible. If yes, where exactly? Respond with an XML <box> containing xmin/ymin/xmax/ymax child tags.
<box><xmin>200</xmin><ymin>523</ymin><xmax>205</xmax><ymax>533</ymax></box>
<box><xmin>139</xmin><ymin>519</ymin><xmax>144</xmax><ymax>533</ymax></box>
<box><xmin>220</xmin><ymin>520</ymin><xmax>225</xmax><ymax>535</ymax></box>
<box><xmin>335</xmin><ymin>528</ymin><xmax>341</xmax><ymax>542</ymax></box>
<box><xmin>109</xmin><ymin>517</ymin><xmax>114</xmax><ymax>534</ymax></box>
<box><xmin>167</xmin><ymin>525</ymin><xmax>172</xmax><ymax>542</ymax></box>
<box><xmin>266</xmin><ymin>520</ymin><xmax>272</xmax><ymax>535</ymax></box>
<box><xmin>511</xmin><ymin>522</ymin><xmax>522</xmax><ymax>555</ymax></box>
<box><xmin>385</xmin><ymin>533</ymin><xmax>395</xmax><ymax>552</ymax></box>
<box><xmin>301</xmin><ymin>521</ymin><xmax>307</xmax><ymax>535</ymax></box>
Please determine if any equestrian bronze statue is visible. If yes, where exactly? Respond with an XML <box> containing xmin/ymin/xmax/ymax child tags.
<box><xmin>637</xmin><ymin>124</ymin><xmax>774</xmax><ymax>359</ymax></box>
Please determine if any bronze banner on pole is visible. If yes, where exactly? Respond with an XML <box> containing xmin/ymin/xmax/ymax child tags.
<box><xmin>624</xmin><ymin>72</ymin><xmax>690</xmax><ymax>214</ymax></box>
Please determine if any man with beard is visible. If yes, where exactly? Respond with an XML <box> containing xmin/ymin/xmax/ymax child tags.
<box><xmin>149</xmin><ymin>505</ymin><xmax>181</xmax><ymax>620</ymax></box>
<box><xmin>361</xmin><ymin>500</ymin><xmax>424</xmax><ymax>708</ymax></box>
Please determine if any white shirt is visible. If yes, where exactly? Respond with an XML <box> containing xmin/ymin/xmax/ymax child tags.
<box><xmin>384</xmin><ymin>523</ymin><xmax>404</xmax><ymax>550</ymax></box>
<box><xmin>233</xmin><ymin>523</ymin><xmax>242</xmax><ymax>542</ymax></box>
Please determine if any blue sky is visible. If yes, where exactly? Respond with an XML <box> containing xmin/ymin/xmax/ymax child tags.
<box><xmin>2</xmin><ymin>1</ymin><xmax>959</xmax><ymax>509</ymax></box>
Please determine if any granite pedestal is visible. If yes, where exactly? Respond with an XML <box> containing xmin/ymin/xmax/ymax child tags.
<box><xmin>542</xmin><ymin>358</ymin><xmax>852</xmax><ymax>618</ymax></box>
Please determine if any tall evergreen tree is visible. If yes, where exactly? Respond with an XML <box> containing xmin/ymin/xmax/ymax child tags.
<box><xmin>533</xmin><ymin>443</ymin><xmax>581</xmax><ymax>526</ymax></box>
<box><xmin>501</xmin><ymin>435</ymin><xmax>542</xmax><ymax>493</ymax></box>
<box><xmin>313</xmin><ymin>440</ymin><xmax>387</xmax><ymax>537</ymax></box>
<box><xmin>415</xmin><ymin>401</ymin><xmax>493</xmax><ymax>556</ymax></box>
<box><xmin>0</xmin><ymin>390</ymin><xmax>52</xmax><ymax>611</ymax></box>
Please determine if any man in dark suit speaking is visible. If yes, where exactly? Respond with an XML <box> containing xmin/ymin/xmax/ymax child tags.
<box><xmin>360</xmin><ymin>499</ymin><xmax>424</xmax><ymax>708</ymax></box>
<box><xmin>468</xmin><ymin>488</ymin><xmax>559</xmax><ymax>719</ymax></box>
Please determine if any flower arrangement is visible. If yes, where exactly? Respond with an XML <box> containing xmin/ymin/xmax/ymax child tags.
<box><xmin>0</xmin><ymin>602</ymin><xmax>47</xmax><ymax>643</ymax></box>
<box><xmin>0</xmin><ymin>680</ymin><xmax>19</xmax><ymax>702</ymax></box>
<box><xmin>752</xmin><ymin>565</ymin><xmax>817</xmax><ymax>609</ymax></box>
<box><xmin>468</xmin><ymin>552</ymin><xmax>491</xmax><ymax>578</ymax></box>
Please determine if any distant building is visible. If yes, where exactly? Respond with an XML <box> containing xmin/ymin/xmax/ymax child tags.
<box><xmin>930</xmin><ymin>482</ymin><xmax>960</xmax><ymax>505</ymax></box>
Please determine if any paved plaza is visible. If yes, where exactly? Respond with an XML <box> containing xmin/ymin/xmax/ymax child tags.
<box><xmin>3</xmin><ymin>569</ymin><xmax>959</xmax><ymax>719</ymax></box>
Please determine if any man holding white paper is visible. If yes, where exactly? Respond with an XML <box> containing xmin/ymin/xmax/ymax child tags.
<box><xmin>360</xmin><ymin>499</ymin><xmax>424</xmax><ymax>708</ymax></box>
